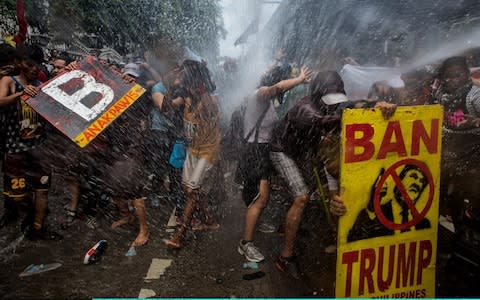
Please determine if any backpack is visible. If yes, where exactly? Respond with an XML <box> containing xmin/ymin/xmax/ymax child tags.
<box><xmin>223</xmin><ymin>97</ymin><xmax>270</xmax><ymax>162</ymax></box>
<box><xmin>222</xmin><ymin>99</ymin><xmax>247</xmax><ymax>162</ymax></box>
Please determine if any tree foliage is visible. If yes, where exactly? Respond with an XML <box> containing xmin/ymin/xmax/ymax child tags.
<box><xmin>1</xmin><ymin>0</ymin><xmax>225</xmax><ymax>57</ymax></box>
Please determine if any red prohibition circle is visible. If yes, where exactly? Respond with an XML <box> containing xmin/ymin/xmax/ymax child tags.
<box><xmin>373</xmin><ymin>158</ymin><xmax>435</xmax><ymax>231</ymax></box>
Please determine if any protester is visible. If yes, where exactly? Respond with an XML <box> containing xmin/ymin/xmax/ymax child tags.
<box><xmin>269</xmin><ymin>70</ymin><xmax>397</xmax><ymax>278</ymax></box>
<box><xmin>369</xmin><ymin>66</ymin><xmax>435</xmax><ymax>105</ymax></box>
<box><xmin>163</xmin><ymin>60</ymin><xmax>221</xmax><ymax>249</ymax></box>
<box><xmin>147</xmin><ymin>67</ymin><xmax>186</xmax><ymax>216</ymax></box>
<box><xmin>50</xmin><ymin>55</ymin><xmax>73</xmax><ymax>77</ymax></box>
<box><xmin>236</xmin><ymin>65</ymin><xmax>312</xmax><ymax>263</ymax></box>
<box><xmin>0</xmin><ymin>54</ymin><xmax>61</xmax><ymax>240</ymax></box>
<box><xmin>430</xmin><ymin>56</ymin><xmax>480</xmax><ymax>229</ymax></box>
<box><xmin>268</xmin><ymin>71</ymin><xmax>347</xmax><ymax>278</ymax></box>
<box><xmin>105</xmin><ymin>67</ymin><xmax>151</xmax><ymax>247</ymax></box>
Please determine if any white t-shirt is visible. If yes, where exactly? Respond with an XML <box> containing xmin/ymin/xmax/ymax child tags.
<box><xmin>243</xmin><ymin>90</ymin><xmax>278</xmax><ymax>143</ymax></box>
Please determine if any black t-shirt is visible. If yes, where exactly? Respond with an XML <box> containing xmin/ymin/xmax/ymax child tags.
<box><xmin>3</xmin><ymin>76</ymin><xmax>46</xmax><ymax>154</ymax></box>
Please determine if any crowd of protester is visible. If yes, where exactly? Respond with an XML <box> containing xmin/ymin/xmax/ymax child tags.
<box><xmin>1</xmin><ymin>39</ymin><xmax>480</xmax><ymax>280</ymax></box>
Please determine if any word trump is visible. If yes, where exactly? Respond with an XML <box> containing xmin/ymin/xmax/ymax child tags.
<box><xmin>341</xmin><ymin>240</ymin><xmax>433</xmax><ymax>297</ymax></box>
<box><xmin>345</xmin><ymin>119</ymin><xmax>440</xmax><ymax>163</ymax></box>
<box><xmin>42</xmin><ymin>70</ymin><xmax>114</xmax><ymax>121</ymax></box>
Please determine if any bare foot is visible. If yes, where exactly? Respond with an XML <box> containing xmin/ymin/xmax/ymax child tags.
<box><xmin>192</xmin><ymin>222</ymin><xmax>220</xmax><ymax>231</ymax></box>
<box><xmin>111</xmin><ymin>215</ymin><xmax>134</xmax><ymax>229</ymax></box>
<box><xmin>132</xmin><ymin>230</ymin><xmax>149</xmax><ymax>247</ymax></box>
<box><xmin>163</xmin><ymin>236</ymin><xmax>182</xmax><ymax>249</ymax></box>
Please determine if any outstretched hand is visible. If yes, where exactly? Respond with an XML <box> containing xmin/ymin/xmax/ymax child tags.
<box><xmin>299</xmin><ymin>66</ymin><xmax>313</xmax><ymax>83</ymax></box>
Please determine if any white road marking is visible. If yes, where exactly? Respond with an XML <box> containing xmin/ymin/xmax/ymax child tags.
<box><xmin>144</xmin><ymin>258</ymin><xmax>172</xmax><ymax>280</ymax></box>
<box><xmin>138</xmin><ymin>288</ymin><xmax>156</xmax><ymax>298</ymax></box>
<box><xmin>166</xmin><ymin>208</ymin><xmax>177</xmax><ymax>228</ymax></box>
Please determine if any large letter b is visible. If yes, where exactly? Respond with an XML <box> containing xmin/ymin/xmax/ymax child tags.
<box><xmin>42</xmin><ymin>70</ymin><xmax>114</xmax><ymax>121</ymax></box>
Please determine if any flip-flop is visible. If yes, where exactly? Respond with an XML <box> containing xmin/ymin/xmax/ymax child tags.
<box><xmin>163</xmin><ymin>239</ymin><xmax>181</xmax><ymax>249</ymax></box>
<box><xmin>19</xmin><ymin>263</ymin><xmax>62</xmax><ymax>277</ymax></box>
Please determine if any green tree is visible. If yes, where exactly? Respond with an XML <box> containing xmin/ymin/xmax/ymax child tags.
<box><xmin>47</xmin><ymin>0</ymin><xmax>225</xmax><ymax>57</ymax></box>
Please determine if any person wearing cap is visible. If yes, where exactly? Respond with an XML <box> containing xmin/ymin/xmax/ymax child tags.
<box><xmin>123</xmin><ymin>62</ymin><xmax>140</xmax><ymax>78</ymax></box>
<box><xmin>269</xmin><ymin>71</ymin><xmax>397</xmax><ymax>279</ymax></box>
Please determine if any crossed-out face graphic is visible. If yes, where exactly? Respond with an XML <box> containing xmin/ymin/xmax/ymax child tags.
<box><xmin>393</xmin><ymin>165</ymin><xmax>428</xmax><ymax>207</ymax></box>
<box><xmin>347</xmin><ymin>160</ymin><xmax>433</xmax><ymax>242</ymax></box>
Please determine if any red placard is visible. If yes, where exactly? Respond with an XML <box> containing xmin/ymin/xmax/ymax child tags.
<box><xmin>26</xmin><ymin>56</ymin><xmax>145</xmax><ymax>147</ymax></box>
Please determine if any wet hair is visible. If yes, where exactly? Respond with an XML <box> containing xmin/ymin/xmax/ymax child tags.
<box><xmin>309</xmin><ymin>71</ymin><xmax>345</xmax><ymax>102</ymax></box>
<box><xmin>438</xmin><ymin>56</ymin><xmax>469</xmax><ymax>80</ymax></box>
<box><xmin>0</xmin><ymin>44</ymin><xmax>18</xmax><ymax>67</ymax></box>
<box><xmin>53</xmin><ymin>53</ymin><xmax>74</xmax><ymax>65</ymax></box>
<box><xmin>181</xmin><ymin>59</ymin><xmax>216</xmax><ymax>94</ymax></box>
<box><xmin>259</xmin><ymin>65</ymin><xmax>292</xmax><ymax>87</ymax></box>
<box><xmin>27</xmin><ymin>44</ymin><xmax>45</xmax><ymax>64</ymax></box>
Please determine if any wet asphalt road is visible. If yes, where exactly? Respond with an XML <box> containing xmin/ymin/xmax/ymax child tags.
<box><xmin>0</xmin><ymin>161</ymin><xmax>471</xmax><ymax>298</ymax></box>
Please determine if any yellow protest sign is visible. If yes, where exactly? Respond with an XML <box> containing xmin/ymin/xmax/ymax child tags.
<box><xmin>336</xmin><ymin>105</ymin><xmax>443</xmax><ymax>298</ymax></box>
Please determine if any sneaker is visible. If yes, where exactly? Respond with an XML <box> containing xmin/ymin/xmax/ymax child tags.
<box><xmin>275</xmin><ymin>256</ymin><xmax>302</xmax><ymax>280</ymax></box>
<box><xmin>237</xmin><ymin>240</ymin><xmax>265</xmax><ymax>262</ymax></box>
<box><xmin>84</xmin><ymin>240</ymin><xmax>107</xmax><ymax>264</ymax></box>
<box><xmin>257</xmin><ymin>223</ymin><xmax>276</xmax><ymax>233</ymax></box>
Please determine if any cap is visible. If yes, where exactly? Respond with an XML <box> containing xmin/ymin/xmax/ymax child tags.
<box><xmin>124</xmin><ymin>63</ymin><xmax>140</xmax><ymax>77</ymax></box>
<box><xmin>321</xmin><ymin>93</ymin><xmax>349</xmax><ymax>105</ymax></box>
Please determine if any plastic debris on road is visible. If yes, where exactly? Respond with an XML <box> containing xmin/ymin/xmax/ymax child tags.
<box><xmin>19</xmin><ymin>263</ymin><xmax>62</xmax><ymax>277</ymax></box>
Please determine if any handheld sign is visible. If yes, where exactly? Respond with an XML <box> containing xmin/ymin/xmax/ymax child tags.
<box><xmin>336</xmin><ymin>105</ymin><xmax>443</xmax><ymax>298</ymax></box>
<box><xmin>26</xmin><ymin>56</ymin><xmax>145</xmax><ymax>147</ymax></box>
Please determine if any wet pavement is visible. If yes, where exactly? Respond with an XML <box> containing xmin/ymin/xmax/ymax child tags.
<box><xmin>0</xmin><ymin>162</ymin><xmax>472</xmax><ymax>298</ymax></box>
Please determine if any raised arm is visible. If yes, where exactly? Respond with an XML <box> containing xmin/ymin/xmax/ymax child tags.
<box><xmin>257</xmin><ymin>66</ymin><xmax>312</xmax><ymax>101</ymax></box>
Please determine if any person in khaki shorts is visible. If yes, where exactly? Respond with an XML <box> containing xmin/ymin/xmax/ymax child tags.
<box><xmin>164</xmin><ymin>60</ymin><xmax>221</xmax><ymax>249</ymax></box>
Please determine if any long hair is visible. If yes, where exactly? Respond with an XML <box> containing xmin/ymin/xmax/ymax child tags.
<box><xmin>181</xmin><ymin>59</ymin><xmax>216</xmax><ymax>95</ymax></box>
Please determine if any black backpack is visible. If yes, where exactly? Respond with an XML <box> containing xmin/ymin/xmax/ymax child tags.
<box><xmin>223</xmin><ymin>97</ymin><xmax>270</xmax><ymax>162</ymax></box>
<box><xmin>222</xmin><ymin>99</ymin><xmax>247</xmax><ymax>162</ymax></box>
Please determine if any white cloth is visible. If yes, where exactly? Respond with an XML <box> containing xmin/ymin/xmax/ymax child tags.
<box><xmin>182</xmin><ymin>151</ymin><xmax>213</xmax><ymax>191</ymax></box>
<box><xmin>339</xmin><ymin>64</ymin><xmax>404</xmax><ymax>100</ymax></box>
<box><xmin>243</xmin><ymin>91</ymin><xmax>278</xmax><ymax>143</ymax></box>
